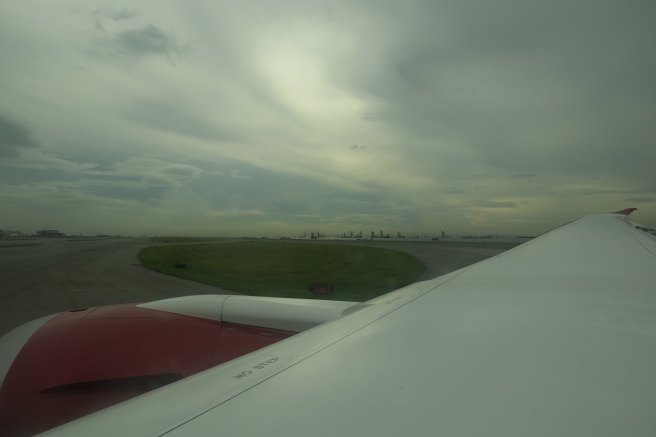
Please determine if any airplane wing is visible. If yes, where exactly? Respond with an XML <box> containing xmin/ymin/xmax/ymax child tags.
<box><xmin>5</xmin><ymin>210</ymin><xmax>656</xmax><ymax>436</ymax></box>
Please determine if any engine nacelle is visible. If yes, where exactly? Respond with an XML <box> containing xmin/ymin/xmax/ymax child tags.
<box><xmin>0</xmin><ymin>296</ymin><xmax>356</xmax><ymax>437</ymax></box>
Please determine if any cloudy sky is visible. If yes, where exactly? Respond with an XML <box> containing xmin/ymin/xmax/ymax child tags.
<box><xmin>1</xmin><ymin>0</ymin><xmax>655</xmax><ymax>237</ymax></box>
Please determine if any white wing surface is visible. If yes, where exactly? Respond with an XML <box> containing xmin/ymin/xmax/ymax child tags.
<box><xmin>40</xmin><ymin>211</ymin><xmax>656</xmax><ymax>436</ymax></box>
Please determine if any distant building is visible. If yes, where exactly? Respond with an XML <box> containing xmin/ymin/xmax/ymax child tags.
<box><xmin>36</xmin><ymin>230</ymin><xmax>65</xmax><ymax>238</ymax></box>
<box><xmin>1</xmin><ymin>230</ymin><xmax>23</xmax><ymax>238</ymax></box>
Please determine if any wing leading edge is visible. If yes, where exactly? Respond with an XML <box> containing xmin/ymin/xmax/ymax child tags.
<box><xmin>41</xmin><ymin>211</ymin><xmax>656</xmax><ymax>436</ymax></box>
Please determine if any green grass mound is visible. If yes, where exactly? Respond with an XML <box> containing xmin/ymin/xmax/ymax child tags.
<box><xmin>138</xmin><ymin>241</ymin><xmax>425</xmax><ymax>302</ymax></box>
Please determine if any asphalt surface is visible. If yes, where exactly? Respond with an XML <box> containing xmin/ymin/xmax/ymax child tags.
<box><xmin>0</xmin><ymin>239</ymin><xmax>239</xmax><ymax>337</ymax></box>
<box><xmin>0</xmin><ymin>238</ymin><xmax>512</xmax><ymax>337</ymax></box>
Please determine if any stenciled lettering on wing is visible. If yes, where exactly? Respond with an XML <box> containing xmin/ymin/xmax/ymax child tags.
<box><xmin>233</xmin><ymin>357</ymin><xmax>279</xmax><ymax>379</ymax></box>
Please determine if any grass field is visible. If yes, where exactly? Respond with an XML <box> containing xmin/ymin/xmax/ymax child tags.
<box><xmin>336</xmin><ymin>239</ymin><xmax>522</xmax><ymax>246</ymax></box>
<box><xmin>138</xmin><ymin>241</ymin><xmax>425</xmax><ymax>301</ymax></box>
<box><xmin>429</xmin><ymin>240</ymin><xmax>523</xmax><ymax>246</ymax></box>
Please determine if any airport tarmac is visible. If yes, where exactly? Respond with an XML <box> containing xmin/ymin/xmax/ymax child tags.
<box><xmin>0</xmin><ymin>238</ymin><xmax>511</xmax><ymax>337</ymax></box>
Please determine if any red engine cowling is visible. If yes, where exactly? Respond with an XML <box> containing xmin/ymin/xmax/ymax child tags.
<box><xmin>0</xmin><ymin>304</ymin><xmax>295</xmax><ymax>437</ymax></box>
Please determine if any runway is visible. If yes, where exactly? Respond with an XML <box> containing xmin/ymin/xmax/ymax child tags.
<box><xmin>0</xmin><ymin>238</ymin><xmax>511</xmax><ymax>337</ymax></box>
<box><xmin>0</xmin><ymin>239</ymin><xmax>239</xmax><ymax>337</ymax></box>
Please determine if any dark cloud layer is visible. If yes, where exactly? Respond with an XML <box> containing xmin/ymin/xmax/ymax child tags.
<box><xmin>126</xmin><ymin>98</ymin><xmax>238</xmax><ymax>142</ymax></box>
<box><xmin>114</xmin><ymin>25</ymin><xmax>182</xmax><ymax>61</ymax></box>
<box><xmin>626</xmin><ymin>198</ymin><xmax>655</xmax><ymax>204</ymax></box>
<box><xmin>0</xmin><ymin>0</ymin><xmax>655</xmax><ymax>235</ymax></box>
<box><xmin>0</xmin><ymin>115</ymin><xmax>38</xmax><ymax>157</ymax></box>
<box><xmin>475</xmin><ymin>201</ymin><xmax>518</xmax><ymax>209</ymax></box>
<box><xmin>94</xmin><ymin>6</ymin><xmax>138</xmax><ymax>31</ymax></box>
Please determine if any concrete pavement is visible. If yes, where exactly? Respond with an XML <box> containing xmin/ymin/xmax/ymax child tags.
<box><xmin>0</xmin><ymin>238</ymin><xmax>511</xmax><ymax>337</ymax></box>
<box><xmin>0</xmin><ymin>239</ymin><xmax>239</xmax><ymax>337</ymax></box>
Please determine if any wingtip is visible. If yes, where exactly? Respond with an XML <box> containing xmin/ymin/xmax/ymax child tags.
<box><xmin>608</xmin><ymin>208</ymin><xmax>637</xmax><ymax>216</ymax></box>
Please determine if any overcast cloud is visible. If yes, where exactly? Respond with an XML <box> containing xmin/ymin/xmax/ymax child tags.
<box><xmin>1</xmin><ymin>0</ymin><xmax>655</xmax><ymax>236</ymax></box>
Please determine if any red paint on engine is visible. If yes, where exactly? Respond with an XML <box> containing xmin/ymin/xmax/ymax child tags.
<box><xmin>0</xmin><ymin>309</ymin><xmax>89</xmax><ymax>437</ymax></box>
<box><xmin>608</xmin><ymin>207</ymin><xmax>637</xmax><ymax>216</ymax></box>
<box><xmin>0</xmin><ymin>304</ymin><xmax>295</xmax><ymax>437</ymax></box>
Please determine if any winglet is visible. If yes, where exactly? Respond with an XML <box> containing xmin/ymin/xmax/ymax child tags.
<box><xmin>607</xmin><ymin>208</ymin><xmax>637</xmax><ymax>216</ymax></box>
